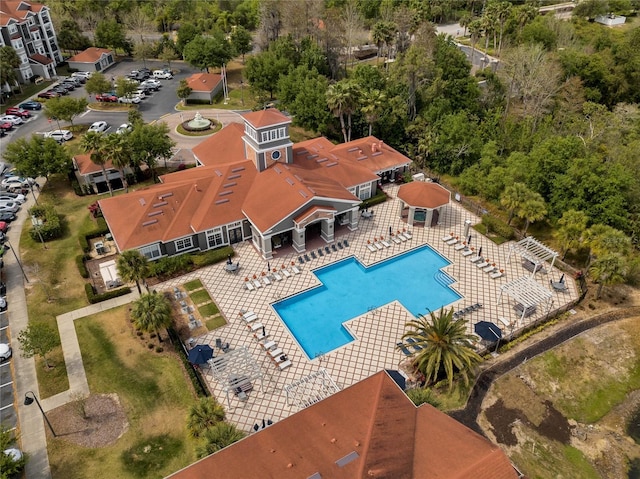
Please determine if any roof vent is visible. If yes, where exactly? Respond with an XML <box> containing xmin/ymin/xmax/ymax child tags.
<box><xmin>347</xmin><ymin>147</ymin><xmax>359</xmax><ymax>152</ymax></box>
<box><xmin>219</xmin><ymin>190</ymin><xmax>233</xmax><ymax>196</ymax></box>
<box><xmin>299</xmin><ymin>190</ymin><xmax>308</xmax><ymax>198</ymax></box>
<box><xmin>274</xmin><ymin>166</ymin><xmax>282</xmax><ymax>174</ymax></box>
<box><xmin>142</xmin><ymin>219</ymin><xmax>158</xmax><ymax>227</ymax></box>
<box><xmin>307</xmin><ymin>474</ymin><xmax>322</xmax><ymax>479</ymax></box>
<box><xmin>138</xmin><ymin>198</ymin><xmax>146</xmax><ymax>206</ymax></box>
<box><xmin>228</xmin><ymin>174</ymin><xmax>241</xmax><ymax>180</ymax></box>
<box><xmin>285</xmin><ymin>178</ymin><xmax>295</xmax><ymax>186</ymax></box>
<box><xmin>316</xmin><ymin>158</ymin><xmax>328</xmax><ymax>163</ymax></box>
<box><xmin>223</xmin><ymin>182</ymin><xmax>237</xmax><ymax>188</ymax></box>
<box><xmin>296</xmin><ymin>150</ymin><xmax>307</xmax><ymax>156</ymax></box>
<box><xmin>325</xmin><ymin>161</ymin><xmax>338</xmax><ymax>167</ymax></box>
<box><xmin>159</xmin><ymin>193</ymin><xmax>173</xmax><ymax>199</ymax></box>
<box><xmin>307</xmin><ymin>154</ymin><xmax>318</xmax><ymax>160</ymax></box>
<box><xmin>148</xmin><ymin>211</ymin><xmax>162</xmax><ymax>217</ymax></box>
<box><xmin>336</xmin><ymin>451</ymin><xmax>359</xmax><ymax>467</ymax></box>
<box><xmin>294</xmin><ymin>174</ymin><xmax>303</xmax><ymax>181</ymax></box>
<box><xmin>215</xmin><ymin>199</ymin><xmax>230</xmax><ymax>205</ymax></box>
<box><xmin>231</xmin><ymin>167</ymin><xmax>245</xmax><ymax>173</ymax></box>
<box><xmin>371</xmin><ymin>151</ymin><xmax>382</xmax><ymax>157</ymax></box>
<box><xmin>214</xmin><ymin>169</ymin><xmax>223</xmax><ymax>177</ymax></box>
<box><xmin>153</xmin><ymin>201</ymin><xmax>167</xmax><ymax>207</ymax></box>
<box><xmin>357</xmin><ymin>156</ymin><xmax>367</xmax><ymax>161</ymax></box>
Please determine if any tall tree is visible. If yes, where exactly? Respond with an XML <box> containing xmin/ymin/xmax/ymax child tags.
<box><xmin>159</xmin><ymin>44</ymin><xmax>179</xmax><ymax>70</ymax></box>
<box><xmin>84</xmin><ymin>72</ymin><xmax>112</xmax><ymax>97</ymax></box>
<box><xmin>245</xmin><ymin>50</ymin><xmax>291</xmax><ymax>100</ymax></box>
<box><xmin>401</xmin><ymin>308</ymin><xmax>482</xmax><ymax>391</ymax></box>
<box><xmin>128</xmin><ymin>122</ymin><xmax>176</xmax><ymax>181</ymax></box>
<box><xmin>103</xmin><ymin>134</ymin><xmax>133</xmax><ymax>192</ymax></box>
<box><xmin>500</xmin><ymin>182</ymin><xmax>530</xmax><ymax>225</ymax></box>
<box><xmin>0</xmin><ymin>46</ymin><xmax>20</xmax><ymax>90</ymax></box>
<box><xmin>133</xmin><ymin>41</ymin><xmax>155</xmax><ymax>69</ymax></box>
<box><xmin>589</xmin><ymin>253</ymin><xmax>628</xmax><ymax>300</ymax></box>
<box><xmin>43</xmin><ymin>97</ymin><xmax>88</xmax><ymax>127</ymax></box>
<box><xmin>17</xmin><ymin>322</ymin><xmax>60</xmax><ymax>369</ymax></box>
<box><xmin>230</xmin><ymin>25</ymin><xmax>252</xmax><ymax>64</ymax></box>
<box><xmin>186</xmin><ymin>397</ymin><xmax>226</xmax><ymax>439</ymax></box>
<box><xmin>95</xmin><ymin>19</ymin><xmax>131</xmax><ymax>53</ymax></box>
<box><xmin>3</xmin><ymin>135</ymin><xmax>71</xmax><ymax>179</ymax></box>
<box><xmin>116</xmin><ymin>250</ymin><xmax>149</xmax><ymax>294</ymax></box>
<box><xmin>326</xmin><ymin>80</ymin><xmax>360</xmax><ymax>143</ymax></box>
<box><xmin>555</xmin><ymin>209</ymin><xmax>589</xmax><ymax>260</ymax></box>
<box><xmin>80</xmin><ymin>131</ymin><xmax>113</xmax><ymax>196</ymax></box>
<box><xmin>176</xmin><ymin>79</ymin><xmax>192</xmax><ymax>106</ymax></box>
<box><xmin>361</xmin><ymin>89</ymin><xmax>386</xmax><ymax>136</ymax></box>
<box><xmin>130</xmin><ymin>292</ymin><xmax>172</xmax><ymax>342</ymax></box>
<box><xmin>517</xmin><ymin>190</ymin><xmax>547</xmax><ymax>235</ymax></box>
<box><xmin>183</xmin><ymin>32</ymin><xmax>232</xmax><ymax>72</ymax></box>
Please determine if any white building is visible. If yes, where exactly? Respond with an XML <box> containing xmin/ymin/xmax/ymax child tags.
<box><xmin>0</xmin><ymin>0</ymin><xmax>62</xmax><ymax>88</ymax></box>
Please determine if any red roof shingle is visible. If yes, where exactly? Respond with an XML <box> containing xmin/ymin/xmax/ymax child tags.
<box><xmin>68</xmin><ymin>47</ymin><xmax>113</xmax><ymax>64</ymax></box>
<box><xmin>186</xmin><ymin>73</ymin><xmax>222</xmax><ymax>93</ymax></box>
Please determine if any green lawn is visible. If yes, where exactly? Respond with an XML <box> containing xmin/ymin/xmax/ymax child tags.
<box><xmin>198</xmin><ymin>303</ymin><xmax>219</xmax><ymax>318</ymax></box>
<box><xmin>189</xmin><ymin>289</ymin><xmax>211</xmax><ymax>305</ymax></box>
<box><xmin>183</xmin><ymin>279</ymin><xmax>203</xmax><ymax>291</ymax></box>
<box><xmin>47</xmin><ymin>307</ymin><xmax>197</xmax><ymax>479</ymax></box>
<box><xmin>205</xmin><ymin>316</ymin><xmax>226</xmax><ymax>331</ymax></box>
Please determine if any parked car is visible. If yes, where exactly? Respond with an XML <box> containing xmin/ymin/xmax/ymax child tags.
<box><xmin>118</xmin><ymin>95</ymin><xmax>141</xmax><ymax>104</ymax></box>
<box><xmin>116</xmin><ymin>123</ymin><xmax>133</xmax><ymax>134</ymax></box>
<box><xmin>88</xmin><ymin>121</ymin><xmax>110</xmax><ymax>133</ymax></box>
<box><xmin>5</xmin><ymin>107</ymin><xmax>31</xmax><ymax>118</ymax></box>
<box><xmin>153</xmin><ymin>70</ymin><xmax>173</xmax><ymax>79</ymax></box>
<box><xmin>72</xmin><ymin>71</ymin><xmax>92</xmax><ymax>79</ymax></box>
<box><xmin>37</xmin><ymin>90</ymin><xmax>60</xmax><ymax>99</ymax></box>
<box><xmin>0</xmin><ymin>212</ymin><xmax>16</xmax><ymax>222</ymax></box>
<box><xmin>0</xmin><ymin>343</ymin><xmax>11</xmax><ymax>361</ymax></box>
<box><xmin>0</xmin><ymin>129</ymin><xmax>5</xmax><ymax>138</ymax></box>
<box><xmin>0</xmin><ymin>282</ymin><xmax>5</xmax><ymax>295</ymax></box>
<box><xmin>62</xmin><ymin>76</ymin><xmax>82</xmax><ymax>86</ymax></box>
<box><xmin>58</xmin><ymin>81</ymin><xmax>75</xmax><ymax>90</ymax></box>
<box><xmin>18</xmin><ymin>100</ymin><xmax>42</xmax><ymax>110</ymax></box>
<box><xmin>52</xmin><ymin>85</ymin><xmax>71</xmax><ymax>94</ymax></box>
<box><xmin>0</xmin><ymin>115</ymin><xmax>23</xmax><ymax>126</ymax></box>
<box><xmin>0</xmin><ymin>221</ymin><xmax>6</xmax><ymax>232</ymax></box>
<box><xmin>45</xmin><ymin>129</ymin><xmax>73</xmax><ymax>142</ymax></box>
<box><xmin>0</xmin><ymin>194</ymin><xmax>25</xmax><ymax>204</ymax></box>
<box><xmin>0</xmin><ymin>121</ymin><xmax>13</xmax><ymax>131</ymax></box>
<box><xmin>140</xmin><ymin>79</ymin><xmax>161</xmax><ymax>91</ymax></box>
<box><xmin>0</xmin><ymin>296</ymin><xmax>6</xmax><ymax>312</ymax></box>
<box><xmin>95</xmin><ymin>93</ymin><xmax>118</xmax><ymax>102</ymax></box>
<box><xmin>0</xmin><ymin>204</ymin><xmax>20</xmax><ymax>214</ymax></box>
<box><xmin>134</xmin><ymin>89</ymin><xmax>147</xmax><ymax>98</ymax></box>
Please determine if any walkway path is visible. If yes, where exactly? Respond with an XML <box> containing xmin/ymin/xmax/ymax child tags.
<box><xmin>40</xmin><ymin>291</ymin><xmax>140</xmax><ymax>412</ymax></box>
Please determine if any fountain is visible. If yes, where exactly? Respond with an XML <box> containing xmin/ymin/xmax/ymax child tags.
<box><xmin>186</xmin><ymin>112</ymin><xmax>211</xmax><ymax>131</ymax></box>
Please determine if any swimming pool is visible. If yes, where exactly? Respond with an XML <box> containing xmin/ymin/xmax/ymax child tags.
<box><xmin>273</xmin><ymin>245</ymin><xmax>461</xmax><ymax>359</ymax></box>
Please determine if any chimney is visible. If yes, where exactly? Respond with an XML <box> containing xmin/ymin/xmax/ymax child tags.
<box><xmin>371</xmin><ymin>143</ymin><xmax>377</xmax><ymax>153</ymax></box>
<box><xmin>358</xmin><ymin>149</ymin><xmax>363</xmax><ymax>155</ymax></box>
<box><xmin>194</xmin><ymin>183</ymin><xmax>200</xmax><ymax>191</ymax></box>
<box><xmin>379</xmin><ymin>140</ymin><xmax>384</xmax><ymax>149</ymax></box>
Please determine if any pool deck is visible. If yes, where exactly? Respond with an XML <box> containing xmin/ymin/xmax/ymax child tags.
<box><xmin>156</xmin><ymin>184</ymin><xmax>578</xmax><ymax>431</ymax></box>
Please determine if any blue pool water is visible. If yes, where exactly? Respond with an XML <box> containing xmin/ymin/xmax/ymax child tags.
<box><xmin>273</xmin><ymin>245</ymin><xmax>461</xmax><ymax>359</ymax></box>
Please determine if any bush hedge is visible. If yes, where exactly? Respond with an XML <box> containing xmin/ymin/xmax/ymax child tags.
<box><xmin>149</xmin><ymin>246</ymin><xmax>234</xmax><ymax>280</ymax></box>
<box><xmin>480</xmin><ymin>214</ymin><xmax>515</xmax><ymax>241</ymax></box>
<box><xmin>76</xmin><ymin>254</ymin><xmax>90</xmax><ymax>278</ymax></box>
<box><xmin>79</xmin><ymin>219</ymin><xmax>110</xmax><ymax>253</ymax></box>
<box><xmin>360</xmin><ymin>190</ymin><xmax>388</xmax><ymax>210</ymax></box>
<box><xmin>85</xmin><ymin>283</ymin><xmax>131</xmax><ymax>304</ymax></box>
<box><xmin>167</xmin><ymin>327</ymin><xmax>208</xmax><ymax>397</ymax></box>
<box><xmin>28</xmin><ymin>205</ymin><xmax>62</xmax><ymax>242</ymax></box>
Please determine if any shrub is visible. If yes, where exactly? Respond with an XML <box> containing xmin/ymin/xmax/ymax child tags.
<box><xmin>28</xmin><ymin>204</ymin><xmax>62</xmax><ymax>241</ymax></box>
<box><xmin>79</xmin><ymin>220</ymin><xmax>110</xmax><ymax>253</ymax></box>
<box><xmin>191</xmin><ymin>246</ymin><xmax>233</xmax><ymax>267</ymax></box>
<box><xmin>360</xmin><ymin>191</ymin><xmax>388</xmax><ymax>210</ymax></box>
<box><xmin>167</xmin><ymin>327</ymin><xmax>208</xmax><ymax>397</ymax></box>
<box><xmin>155</xmin><ymin>346</ymin><xmax>164</xmax><ymax>353</ymax></box>
<box><xmin>85</xmin><ymin>283</ymin><xmax>131</xmax><ymax>304</ymax></box>
<box><xmin>76</xmin><ymin>254</ymin><xmax>90</xmax><ymax>278</ymax></box>
<box><xmin>481</xmin><ymin>215</ymin><xmax>515</xmax><ymax>241</ymax></box>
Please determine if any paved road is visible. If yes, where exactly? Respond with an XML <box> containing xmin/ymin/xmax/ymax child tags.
<box><xmin>449</xmin><ymin>307</ymin><xmax>640</xmax><ymax>435</ymax></box>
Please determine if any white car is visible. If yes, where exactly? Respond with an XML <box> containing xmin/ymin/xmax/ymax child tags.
<box><xmin>118</xmin><ymin>95</ymin><xmax>141</xmax><ymax>104</ymax></box>
<box><xmin>88</xmin><ymin>121</ymin><xmax>110</xmax><ymax>133</ymax></box>
<box><xmin>153</xmin><ymin>70</ymin><xmax>173</xmax><ymax>79</ymax></box>
<box><xmin>140</xmin><ymin>79</ymin><xmax>161</xmax><ymax>90</ymax></box>
<box><xmin>72</xmin><ymin>71</ymin><xmax>92</xmax><ymax>79</ymax></box>
<box><xmin>0</xmin><ymin>115</ymin><xmax>23</xmax><ymax>126</ymax></box>
<box><xmin>0</xmin><ymin>194</ymin><xmax>26</xmax><ymax>203</ymax></box>
<box><xmin>134</xmin><ymin>88</ymin><xmax>146</xmax><ymax>98</ymax></box>
<box><xmin>0</xmin><ymin>342</ymin><xmax>11</xmax><ymax>361</ymax></box>
<box><xmin>116</xmin><ymin>123</ymin><xmax>133</xmax><ymax>134</ymax></box>
<box><xmin>45</xmin><ymin>129</ymin><xmax>73</xmax><ymax>142</ymax></box>
<box><xmin>0</xmin><ymin>204</ymin><xmax>20</xmax><ymax>213</ymax></box>
<box><xmin>1</xmin><ymin>176</ymin><xmax>34</xmax><ymax>187</ymax></box>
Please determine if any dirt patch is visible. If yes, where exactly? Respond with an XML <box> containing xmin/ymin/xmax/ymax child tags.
<box><xmin>47</xmin><ymin>393</ymin><xmax>128</xmax><ymax>448</ymax></box>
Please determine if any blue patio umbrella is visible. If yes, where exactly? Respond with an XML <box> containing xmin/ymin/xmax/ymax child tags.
<box><xmin>188</xmin><ymin>344</ymin><xmax>214</xmax><ymax>365</ymax></box>
<box><xmin>474</xmin><ymin>321</ymin><xmax>502</xmax><ymax>342</ymax></box>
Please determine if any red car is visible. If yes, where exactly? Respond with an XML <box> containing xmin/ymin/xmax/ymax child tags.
<box><xmin>5</xmin><ymin>107</ymin><xmax>31</xmax><ymax>118</ymax></box>
<box><xmin>96</xmin><ymin>93</ymin><xmax>118</xmax><ymax>102</ymax></box>
<box><xmin>0</xmin><ymin>222</ymin><xmax>7</xmax><ymax>233</ymax></box>
<box><xmin>37</xmin><ymin>90</ymin><xmax>59</xmax><ymax>99</ymax></box>
<box><xmin>0</xmin><ymin>121</ymin><xmax>12</xmax><ymax>131</ymax></box>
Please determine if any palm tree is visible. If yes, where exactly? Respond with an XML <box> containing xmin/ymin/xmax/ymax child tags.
<box><xmin>495</xmin><ymin>1</ymin><xmax>512</xmax><ymax>57</ymax></box>
<box><xmin>468</xmin><ymin>19</ymin><xmax>483</xmax><ymax>65</ymax></box>
<box><xmin>517</xmin><ymin>191</ymin><xmax>547</xmax><ymax>235</ymax></box>
<box><xmin>361</xmin><ymin>89</ymin><xmax>386</xmax><ymax>136</ymax></box>
<box><xmin>458</xmin><ymin>12</ymin><xmax>473</xmax><ymax>37</ymax></box>
<box><xmin>117</xmin><ymin>249</ymin><xmax>149</xmax><ymax>294</ymax></box>
<box><xmin>500</xmin><ymin>182</ymin><xmax>529</xmax><ymax>225</ymax></box>
<box><xmin>583</xmin><ymin>224</ymin><xmax>631</xmax><ymax>268</ymax></box>
<box><xmin>103</xmin><ymin>133</ymin><xmax>132</xmax><ymax>192</ymax></box>
<box><xmin>401</xmin><ymin>308</ymin><xmax>482</xmax><ymax>391</ymax></box>
<box><xmin>186</xmin><ymin>397</ymin><xmax>226</xmax><ymax>438</ymax></box>
<box><xmin>80</xmin><ymin>131</ymin><xmax>113</xmax><ymax>196</ymax></box>
<box><xmin>589</xmin><ymin>254</ymin><xmax>627</xmax><ymax>300</ymax></box>
<box><xmin>131</xmin><ymin>292</ymin><xmax>172</xmax><ymax>341</ymax></box>
<box><xmin>326</xmin><ymin>80</ymin><xmax>360</xmax><ymax>143</ymax></box>
<box><xmin>196</xmin><ymin>422</ymin><xmax>245</xmax><ymax>458</ymax></box>
<box><xmin>555</xmin><ymin>209</ymin><xmax>589</xmax><ymax>260</ymax></box>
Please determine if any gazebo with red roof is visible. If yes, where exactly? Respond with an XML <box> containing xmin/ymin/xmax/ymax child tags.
<box><xmin>397</xmin><ymin>181</ymin><xmax>451</xmax><ymax>227</ymax></box>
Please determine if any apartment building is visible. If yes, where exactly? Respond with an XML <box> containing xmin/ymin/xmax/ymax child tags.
<box><xmin>0</xmin><ymin>0</ymin><xmax>62</xmax><ymax>87</ymax></box>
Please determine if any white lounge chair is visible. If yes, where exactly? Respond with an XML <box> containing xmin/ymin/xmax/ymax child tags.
<box><xmin>278</xmin><ymin>360</ymin><xmax>292</xmax><ymax>370</ymax></box>
<box><xmin>477</xmin><ymin>261</ymin><xmax>490</xmax><ymax>268</ymax></box>
<box><xmin>253</xmin><ymin>279</ymin><xmax>262</xmax><ymax>288</ymax></box>
<box><xmin>380</xmin><ymin>239</ymin><xmax>391</xmax><ymax>248</ymax></box>
<box><xmin>261</xmin><ymin>340</ymin><xmax>276</xmax><ymax>350</ymax></box>
<box><xmin>442</xmin><ymin>234</ymin><xmax>455</xmax><ymax>242</ymax></box>
<box><xmin>272</xmin><ymin>272</ymin><xmax>283</xmax><ymax>281</ymax></box>
<box><xmin>268</xmin><ymin>348</ymin><xmax>284</xmax><ymax>358</ymax></box>
<box><xmin>404</xmin><ymin>231</ymin><xmax>413</xmax><ymax>239</ymax></box>
<box><xmin>446</xmin><ymin>237</ymin><xmax>459</xmax><ymax>245</ymax></box>
<box><xmin>454</xmin><ymin>243</ymin><xmax>466</xmax><ymax>251</ymax></box>
<box><xmin>484</xmin><ymin>265</ymin><xmax>497</xmax><ymax>274</ymax></box>
<box><xmin>282</xmin><ymin>269</ymin><xmax>291</xmax><ymax>278</ymax></box>
<box><xmin>262</xmin><ymin>276</ymin><xmax>272</xmax><ymax>286</ymax></box>
<box><xmin>397</xmin><ymin>233</ymin><xmax>408</xmax><ymax>242</ymax></box>
<box><xmin>291</xmin><ymin>265</ymin><xmax>301</xmax><ymax>274</ymax></box>
<box><xmin>244</xmin><ymin>281</ymin><xmax>255</xmax><ymax>291</ymax></box>
<box><xmin>249</xmin><ymin>322</ymin><xmax>264</xmax><ymax>332</ymax></box>
<box><xmin>390</xmin><ymin>236</ymin><xmax>401</xmax><ymax>244</ymax></box>
<box><xmin>374</xmin><ymin>241</ymin><xmax>384</xmax><ymax>250</ymax></box>
<box><xmin>242</xmin><ymin>313</ymin><xmax>258</xmax><ymax>323</ymax></box>
<box><xmin>491</xmin><ymin>270</ymin><xmax>505</xmax><ymax>279</ymax></box>
<box><xmin>461</xmin><ymin>249</ymin><xmax>474</xmax><ymax>257</ymax></box>
<box><xmin>254</xmin><ymin>330</ymin><xmax>269</xmax><ymax>341</ymax></box>
<box><xmin>366</xmin><ymin>243</ymin><xmax>377</xmax><ymax>252</ymax></box>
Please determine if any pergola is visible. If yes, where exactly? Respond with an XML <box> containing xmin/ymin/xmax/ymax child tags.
<box><xmin>507</xmin><ymin>237</ymin><xmax>559</xmax><ymax>278</ymax></box>
<box><xmin>207</xmin><ymin>346</ymin><xmax>264</xmax><ymax>407</ymax></box>
<box><xmin>498</xmin><ymin>276</ymin><xmax>554</xmax><ymax>322</ymax></box>
<box><xmin>283</xmin><ymin>368</ymin><xmax>340</xmax><ymax>410</ymax></box>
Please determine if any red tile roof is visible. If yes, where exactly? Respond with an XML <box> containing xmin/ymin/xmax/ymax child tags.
<box><xmin>29</xmin><ymin>53</ymin><xmax>52</xmax><ymax>65</ymax></box>
<box><xmin>397</xmin><ymin>181</ymin><xmax>451</xmax><ymax>209</ymax></box>
<box><xmin>68</xmin><ymin>47</ymin><xmax>113</xmax><ymax>64</ymax></box>
<box><xmin>192</xmin><ymin>123</ymin><xmax>246</xmax><ymax>167</ymax></box>
<box><xmin>186</xmin><ymin>73</ymin><xmax>222</xmax><ymax>93</ymax></box>
<box><xmin>74</xmin><ymin>153</ymin><xmax>116</xmax><ymax>175</ymax></box>
<box><xmin>0</xmin><ymin>0</ymin><xmax>44</xmax><ymax>25</ymax></box>
<box><xmin>243</xmin><ymin>109</ymin><xmax>290</xmax><ymax>129</ymax></box>
<box><xmin>167</xmin><ymin>371</ymin><xmax>518</xmax><ymax>479</ymax></box>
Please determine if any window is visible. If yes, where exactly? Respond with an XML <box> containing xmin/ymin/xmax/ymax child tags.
<box><xmin>175</xmin><ymin>237</ymin><xmax>193</xmax><ymax>251</ymax></box>
<box><xmin>244</xmin><ymin>125</ymin><xmax>257</xmax><ymax>141</ymax></box>
<box><xmin>259</xmin><ymin>127</ymin><xmax>288</xmax><ymax>143</ymax></box>
<box><xmin>206</xmin><ymin>228</ymin><xmax>223</xmax><ymax>248</ymax></box>
<box><xmin>140</xmin><ymin>244</ymin><xmax>161</xmax><ymax>260</ymax></box>
<box><xmin>358</xmin><ymin>183</ymin><xmax>371</xmax><ymax>200</ymax></box>
<box><xmin>8</xmin><ymin>25</ymin><xmax>17</xmax><ymax>34</ymax></box>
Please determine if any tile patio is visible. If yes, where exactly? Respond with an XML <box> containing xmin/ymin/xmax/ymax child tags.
<box><xmin>155</xmin><ymin>184</ymin><xmax>577</xmax><ymax>432</ymax></box>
